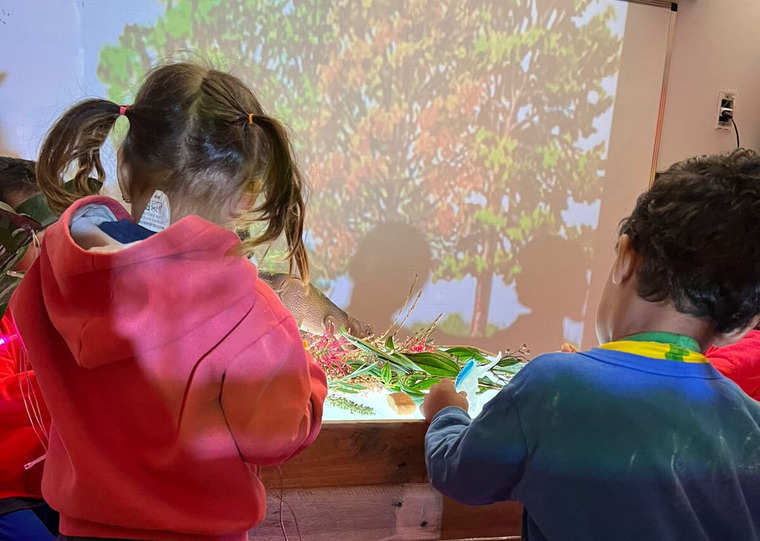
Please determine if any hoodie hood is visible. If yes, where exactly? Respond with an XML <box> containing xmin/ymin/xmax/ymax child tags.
<box><xmin>35</xmin><ymin>196</ymin><xmax>256</xmax><ymax>369</ymax></box>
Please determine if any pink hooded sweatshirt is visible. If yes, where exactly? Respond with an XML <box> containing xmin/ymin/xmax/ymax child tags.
<box><xmin>10</xmin><ymin>196</ymin><xmax>327</xmax><ymax>541</ymax></box>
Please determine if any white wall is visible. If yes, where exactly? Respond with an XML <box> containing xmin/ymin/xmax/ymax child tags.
<box><xmin>582</xmin><ymin>2</ymin><xmax>671</xmax><ymax>347</ymax></box>
<box><xmin>582</xmin><ymin>0</ymin><xmax>760</xmax><ymax>347</ymax></box>
<box><xmin>658</xmin><ymin>0</ymin><xmax>760</xmax><ymax>167</ymax></box>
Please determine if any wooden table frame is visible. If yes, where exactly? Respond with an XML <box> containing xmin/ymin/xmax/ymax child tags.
<box><xmin>254</xmin><ymin>421</ymin><xmax>522</xmax><ymax>540</ymax></box>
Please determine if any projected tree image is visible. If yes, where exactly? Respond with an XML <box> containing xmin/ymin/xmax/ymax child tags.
<box><xmin>98</xmin><ymin>0</ymin><xmax>623</xmax><ymax>339</ymax></box>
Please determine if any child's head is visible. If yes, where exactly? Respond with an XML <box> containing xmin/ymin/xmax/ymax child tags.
<box><xmin>36</xmin><ymin>61</ymin><xmax>308</xmax><ymax>280</ymax></box>
<box><xmin>596</xmin><ymin>149</ymin><xmax>760</xmax><ymax>348</ymax></box>
<box><xmin>0</xmin><ymin>157</ymin><xmax>38</xmax><ymax>208</ymax></box>
<box><xmin>348</xmin><ymin>222</ymin><xmax>432</xmax><ymax>323</ymax></box>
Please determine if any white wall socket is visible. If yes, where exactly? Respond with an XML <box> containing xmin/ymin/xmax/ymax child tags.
<box><xmin>716</xmin><ymin>90</ymin><xmax>736</xmax><ymax>130</ymax></box>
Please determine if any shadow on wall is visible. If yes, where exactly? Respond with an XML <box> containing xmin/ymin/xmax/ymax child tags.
<box><xmin>345</xmin><ymin>225</ymin><xmax>590</xmax><ymax>358</ymax></box>
<box><xmin>345</xmin><ymin>222</ymin><xmax>432</xmax><ymax>336</ymax></box>
<box><xmin>444</xmin><ymin>234</ymin><xmax>590</xmax><ymax>357</ymax></box>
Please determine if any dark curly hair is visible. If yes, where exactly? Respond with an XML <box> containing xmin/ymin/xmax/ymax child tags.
<box><xmin>619</xmin><ymin>149</ymin><xmax>760</xmax><ymax>334</ymax></box>
<box><xmin>0</xmin><ymin>157</ymin><xmax>38</xmax><ymax>205</ymax></box>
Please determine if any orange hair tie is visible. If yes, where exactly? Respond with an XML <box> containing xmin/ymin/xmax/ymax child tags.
<box><xmin>248</xmin><ymin>113</ymin><xmax>254</xmax><ymax>125</ymax></box>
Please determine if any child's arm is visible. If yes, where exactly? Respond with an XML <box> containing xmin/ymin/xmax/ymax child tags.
<box><xmin>0</xmin><ymin>343</ymin><xmax>36</xmax><ymax>422</ymax></box>
<box><xmin>424</xmin><ymin>382</ymin><xmax>527</xmax><ymax>505</ymax></box>
<box><xmin>220</xmin><ymin>317</ymin><xmax>327</xmax><ymax>466</ymax></box>
<box><xmin>0</xmin><ymin>351</ymin><xmax>34</xmax><ymax>420</ymax></box>
<box><xmin>0</xmin><ymin>312</ymin><xmax>45</xmax><ymax>425</ymax></box>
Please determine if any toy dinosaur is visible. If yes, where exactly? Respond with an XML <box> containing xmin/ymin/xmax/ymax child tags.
<box><xmin>259</xmin><ymin>271</ymin><xmax>373</xmax><ymax>338</ymax></box>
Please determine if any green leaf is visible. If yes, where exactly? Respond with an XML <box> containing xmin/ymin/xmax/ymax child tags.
<box><xmin>380</xmin><ymin>361</ymin><xmax>392</xmax><ymax>385</ymax></box>
<box><xmin>497</xmin><ymin>356</ymin><xmax>521</xmax><ymax>367</ymax></box>
<box><xmin>334</xmin><ymin>361</ymin><xmax>379</xmax><ymax>382</ymax></box>
<box><xmin>406</xmin><ymin>351</ymin><xmax>460</xmax><ymax>376</ymax></box>
<box><xmin>403</xmin><ymin>374</ymin><xmax>442</xmax><ymax>391</ymax></box>
<box><xmin>342</xmin><ymin>332</ymin><xmax>395</xmax><ymax>362</ymax></box>
<box><xmin>444</xmin><ymin>346</ymin><xmax>487</xmax><ymax>364</ymax></box>
<box><xmin>341</xmin><ymin>330</ymin><xmax>422</xmax><ymax>373</ymax></box>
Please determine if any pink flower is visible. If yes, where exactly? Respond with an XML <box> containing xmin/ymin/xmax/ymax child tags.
<box><xmin>306</xmin><ymin>330</ymin><xmax>353</xmax><ymax>378</ymax></box>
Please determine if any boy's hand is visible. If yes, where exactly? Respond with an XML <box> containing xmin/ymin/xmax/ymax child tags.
<box><xmin>560</xmin><ymin>343</ymin><xmax>579</xmax><ymax>353</ymax></box>
<box><xmin>421</xmin><ymin>379</ymin><xmax>469</xmax><ymax>422</ymax></box>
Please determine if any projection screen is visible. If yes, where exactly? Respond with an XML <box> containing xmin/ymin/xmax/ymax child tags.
<box><xmin>0</xmin><ymin>0</ymin><xmax>673</xmax><ymax>418</ymax></box>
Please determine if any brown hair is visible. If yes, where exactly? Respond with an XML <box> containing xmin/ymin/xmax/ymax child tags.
<box><xmin>36</xmin><ymin>61</ymin><xmax>309</xmax><ymax>282</ymax></box>
<box><xmin>0</xmin><ymin>157</ymin><xmax>39</xmax><ymax>205</ymax></box>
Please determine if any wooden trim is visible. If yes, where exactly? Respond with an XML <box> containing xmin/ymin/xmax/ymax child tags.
<box><xmin>441</xmin><ymin>499</ymin><xmax>523</xmax><ymax>540</ymax></box>
<box><xmin>261</xmin><ymin>421</ymin><xmax>430</xmax><ymax>489</ymax></box>
<box><xmin>446</xmin><ymin>538</ymin><xmax>521</xmax><ymax>541</ymax></box>
<box><xmin>257</xmin><ymin>422</ymin><xmax>523</xmax><ymax>540</ymax></box>
<box><xmin>253</xmin><ymin>483</ymin><xmax>522</xmax><ymax>541</ymax></box>
<box><xmin>256</xmin><ymin>484</ymin><xmax>442</xmax><ymax>540</ymax></box>
<box><xmin>448</xmin><ymin>539</ymin><xmax>520</xmax><ymax>541</ymax></box>
<box><xmin>649</xmin><ymin>2</ymin><xmax>678</xmax><ymax>185</ymax></box>
<box><xmin>623</xmin><ymin>0</ymin><xmax>676</xmax><ymax>8</ymax></box>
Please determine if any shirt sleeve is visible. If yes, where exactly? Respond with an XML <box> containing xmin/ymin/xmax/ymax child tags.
<box><xmin>0</xmin><ymin>312</ymin><xmax>47</xmax><ymax>428</ymax></box>
<box><xmin>425</xmin><ymin>386</ymin><xmax>528</xmax><ymax>505</ymax></box>
<box><xmin>0</xmin><ymin>344</ymin><xmax>31</xmax><ymax>424</ymax></box>
<box><xmin>220</xmin><ymin>317</ymin><xmax>327</xmax><ymax>466</ymax></box>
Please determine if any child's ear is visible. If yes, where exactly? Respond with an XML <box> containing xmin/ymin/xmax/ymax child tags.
<box><xmin>116</xmin><ymin>148</ymin><xmax>131</xmax><ymax>203</ymax></box>
<box><xmin>612</xmin><ymin>234</ymin><xmax>637</xmax><ymax>286</ymax></box>
<box><xmin>712</xmin><ymin>315</ymin><xmax>760</xmax><ymax>348</ymax></box>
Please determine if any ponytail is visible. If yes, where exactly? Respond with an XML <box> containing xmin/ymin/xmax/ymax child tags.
<box><xmin>38</xmin><ymin>64</ymin><xmax>310</xmax><ymax>284</ymax></box>
<box><xmin>244</xmin><ymin>115</ymin><xmax>309</xmax><ymax>284</ymax></box>
<box><xmin>37</xmin><ymin>99</ymin><xmax>121</xmax><ymax>212</ymax></box>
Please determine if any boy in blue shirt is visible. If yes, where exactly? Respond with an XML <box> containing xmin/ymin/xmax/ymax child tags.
<box><xmin>422</xmin><ymin>149</ymin><xmax>760</xmax><ymax>541</ymax></box>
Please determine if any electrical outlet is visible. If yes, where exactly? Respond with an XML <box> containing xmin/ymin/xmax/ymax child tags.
<box><xmin>716</xmin><ymin>90</ymin><xmax>736</xmax><ymax>129</ymax></box>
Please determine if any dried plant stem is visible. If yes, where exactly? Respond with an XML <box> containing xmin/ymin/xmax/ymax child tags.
<box><xmin>379</xmin><ymin>274</ymin><xmax>419</xmax><ymax>341</ymax></box>
<box><xmin>392</xmin><ymin>289</ymin><xmax>424</xmax><ymax>340</ymax></box>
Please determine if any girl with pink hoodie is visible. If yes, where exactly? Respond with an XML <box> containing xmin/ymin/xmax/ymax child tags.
<box><xmin>10</xmin><ymin>62</ymin><xmax>327</xmax><ymax>541</ymax></box>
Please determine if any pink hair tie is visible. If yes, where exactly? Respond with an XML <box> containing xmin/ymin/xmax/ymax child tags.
<box><xmin>119</xmin><ymin>105</ymin><xmax>130</xmax><ymax>116</ymax></box>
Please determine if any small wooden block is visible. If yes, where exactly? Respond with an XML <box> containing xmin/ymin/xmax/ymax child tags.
<box><xmin>388</xmin><ymin>392</ymin><xmax>417</xmax><ymax>415</ymax></box>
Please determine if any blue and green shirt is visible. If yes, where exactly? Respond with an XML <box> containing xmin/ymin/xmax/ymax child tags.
<box><xmin>425</xmin><ymin>345</ymin><xmax>760</xmax><ymax>541</ymax></box>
